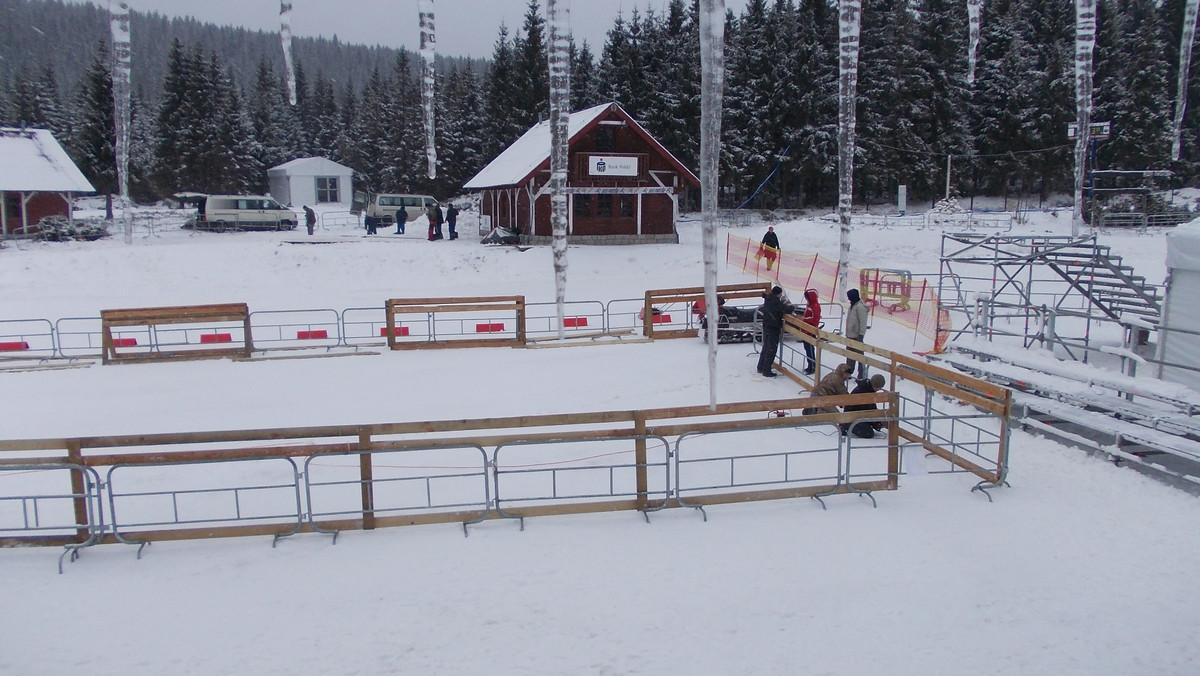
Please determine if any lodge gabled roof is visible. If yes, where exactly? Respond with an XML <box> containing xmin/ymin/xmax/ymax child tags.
<box><xmin>463</xmin><ymin>102</ymin><xmax>699</xmax><ymax>191</ymax></box>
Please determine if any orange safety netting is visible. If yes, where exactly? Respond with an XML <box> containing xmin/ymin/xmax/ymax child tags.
<box><xmin>726</xmin><ymin>234</ymin><xmax>950</xmax><ymax>353</ymax></box>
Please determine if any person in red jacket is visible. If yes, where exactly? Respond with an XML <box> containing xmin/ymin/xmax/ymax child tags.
<box><xmin>800</xmin><ymin>288</ymin><xmax>821</xmax><ymax>375</ymax></box>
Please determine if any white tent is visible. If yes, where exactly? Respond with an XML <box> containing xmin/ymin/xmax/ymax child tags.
<box><xmin>1157</xmin><ymin>218</ymin><xmax>1200</xmax><ymax>391</ymax></box>
<box><xmin>267</xmin><ymin>157</ymin><xmax>353</xmax><ymax>208</ymax></box>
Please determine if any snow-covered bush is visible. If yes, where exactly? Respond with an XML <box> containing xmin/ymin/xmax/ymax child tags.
<box><xmin>34</xmin><ymin>216</ymin><xmax>109</xmax><ymax>242</ymax></box>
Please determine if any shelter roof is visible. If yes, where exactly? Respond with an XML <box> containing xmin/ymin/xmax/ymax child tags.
<box><xmin>0</xmin><ymin>127</ymin><xmax>95</xmax><ymax>193</ymax></box>
<box><xmin>268</xmin><ymin>157</ymin><xmax>353</xmax><ymax>175</ymax></box>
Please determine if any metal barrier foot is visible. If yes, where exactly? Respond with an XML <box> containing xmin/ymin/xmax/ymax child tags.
<box><xmin>810</xmin><ymin>495</ymin><xmax>827</xmax><ymax>511</ymax></box>
<box><xmin>57</xmin><ymin>547</ymin><xmax>81</xmax><ymax>574</ymax></box>
<box><xmin>853</xmin><ymin>490</ymin><xmax>878</xmax><ymax>508</ymax></box>
<box><xmin>971</xmin><ymin>480</ymin><xmax>1009</xmax><ymax>502</ymax></box>
<box><xmin>136</xmin><ymin>541</ymin><xmax>151</xmax><ymax>559</ymax></box>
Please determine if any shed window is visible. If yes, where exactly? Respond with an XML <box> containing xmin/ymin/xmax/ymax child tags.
<box><xmin>316</xmin><ymin>176</ymin><xmax>340</xmax><ymax>203</ymax></box>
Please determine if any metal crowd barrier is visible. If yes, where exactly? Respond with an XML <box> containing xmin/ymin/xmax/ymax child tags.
<box><xmin>0</xmin><ymin>318</ymin><xmax>56</xmax><ymax>359</ymax></box>
<box><xmin>249</xmin><ymin>309</ymin><xmax>341</xmax><ymax>351</ymax></box>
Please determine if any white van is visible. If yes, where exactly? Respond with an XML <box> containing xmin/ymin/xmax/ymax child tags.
<box><xmin>196</xmin><ymin>195</ymin><xmax>297</xmax><ymax>231</ymax></box>
<box><xmin>360</xmin><ymin>193</ymin><xmax>439</xmax><ymax>225</ymax></box>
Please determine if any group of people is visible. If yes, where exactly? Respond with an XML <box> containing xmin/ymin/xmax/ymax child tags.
<box><xmin>358</xmin><ymin>202</ymin><xmax>459</xmax><ymax>239</ymax></box>
<box><xmin>750</xmin><ymin>226</ymin><xmax>880</xmax><ymax>438</ymax></box>
<box><xmin>423</xmin><ymin>203</ymin><xmax>459</xmax><ymax>241</ymax></box>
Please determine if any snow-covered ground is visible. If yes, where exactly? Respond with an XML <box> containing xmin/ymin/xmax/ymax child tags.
<box><xmin>2</xmin><ymin>203</ymin><xmax>1198</xmax><ymax>675</ymax></box>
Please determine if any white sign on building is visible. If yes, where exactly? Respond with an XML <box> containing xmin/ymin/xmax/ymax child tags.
<box><xmin>588</xmin><ymin>155</ymin><xmax>639</xmax><ymax>177</ymax></box>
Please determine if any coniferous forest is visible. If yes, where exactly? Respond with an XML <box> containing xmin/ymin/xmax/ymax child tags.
<box><xmin>2</xmin><ymin>0</ymin><xmax>1200</xmax><ymax>210</ymax></box>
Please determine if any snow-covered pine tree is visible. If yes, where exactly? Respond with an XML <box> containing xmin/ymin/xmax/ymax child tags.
<box><xmin>914</xmin><ymin>0</ymin><xmax>973</xmax><ymax>199</ymax></box>
<box><xmin>249</xmin><ymin>61</ymin><xmax>294</xmax><ymax>181</ymax></box>
<box><xmin>513</xmin><ymin>0</ymin><xmax>549</xmax><ymax>129</ymax></box>
<box><xmin>639</xmin><ymin>0</ymin><xmax>701</xmax><ymax>175</ymax></box>
<box><xmin>483</xmin><ymin>26</ymin><xmax>525</xmax><ymax>162</ymax></box>
<box><xmin>73</xmin><ymin>40</ymin><xmax>117</xmax><ymax>219</ymax></box>
<box><xmin>857</xmin><ymin>0</ymin><xmax>938</xmax><ymax>203</ymax></box>
<box><xmin>307</xmin><ymin>71</ymin><xmax>342</xmax><ymax>159</ymax></box>
<box><xmin>1093</xmin><ymin>0</ymin><xmax>1172</xmax><ymax>172</ymax></box>
<box><xmin>384</xmin><ymin>51</ymin><xmax>423</xmax><ymax>193</ymax></box>
<box><xmin>569</xmin><ymin>41</ymin><xmax>600</xmax><ymax>111</ymax></box>
<box><xmin>793</xmin><ymin>0</ymin><xmax>839</xmax><ymax>208</ymax></box>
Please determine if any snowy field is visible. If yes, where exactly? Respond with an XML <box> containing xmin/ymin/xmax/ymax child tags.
<box><xmin>2</xmin><ymin>203</ymin><xmax>1198</xmax><ymax>675</ymax></box>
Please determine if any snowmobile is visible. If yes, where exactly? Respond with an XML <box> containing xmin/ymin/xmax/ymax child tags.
<box><xmin>697</xmin><ymin>298</ymin><xmax>762</xmax><ymax>344</ymax></box>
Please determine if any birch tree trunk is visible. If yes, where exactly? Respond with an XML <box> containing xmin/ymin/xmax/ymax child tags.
<box><xmin>700</xmin><ymin>0</ymin><xmax>725</xmax><ymax>408</ymax></box>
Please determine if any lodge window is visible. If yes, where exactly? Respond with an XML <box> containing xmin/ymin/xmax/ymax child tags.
<box><xmin>316</xmin><ymin>176</ymin><xmax>339</xmax><ymax>203</ymax></box>
<box><xmin>596</xmin><ymin>195</ymin><xmax>612</xmax><ymax>218</ymax></box>
<box><xmin>619</xmin><ymin>196</ymin><xmax>635</xmax><ymax>218</ymax></box>
<box><xmin>574</xmin><ymin>195</ymin><xmax>591</xmax><ymax>218</ymax></box>
<box><xmin>596</xmin><ymin>128</ymin><xmax>614</xmax><ymax>152</ymax></box>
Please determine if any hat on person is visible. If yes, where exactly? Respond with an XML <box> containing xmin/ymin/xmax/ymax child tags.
<box><xmin>869</xmin><ymin>374</ymin><xmax>885</xmax><ymax>390</ymax></box>
<box><xmin>768</xmin><ymin>226</ymin><xmax>774</xmax><ymax>231</ymax></box>
<box><xmin>836</xmin><ymin>363</ymin><xmax>853</xmax><ymax>377</ymax></box>
<box><xmin>847</xmin><ymin>288</ymin><xmax>861</xmax><ymax>303</ymax></box>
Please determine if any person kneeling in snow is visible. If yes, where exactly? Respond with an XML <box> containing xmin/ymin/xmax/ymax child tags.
<box><xmin>841</xmin><ymin>374</ymin><xmax>886</xmax><ymax>438</ymax></box>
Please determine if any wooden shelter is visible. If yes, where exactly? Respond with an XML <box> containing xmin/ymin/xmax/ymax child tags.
<box><xmin>464</xmin><ymin>102</ymin><xmax>699</xmax><ymax>245</ymax></box>
<box><xmin>0</xmin><ymin>127</ymin><xmax>95</xmax><ymax>236</ymax></box>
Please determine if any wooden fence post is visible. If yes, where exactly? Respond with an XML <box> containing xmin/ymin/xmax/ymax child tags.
<box><xmin>359</xmin><ymin>431</ymin><xmax>375</xmax><ymax>530</ymax></box>
<box><xmin>66</xmin><ymin>440</ymin><xmax>89</xmax><ymax>543</ymax></box>
<box><xmin>634</xmin><ymin>412</ymin><xmax>648</xmax><ymax>509</ymax></box>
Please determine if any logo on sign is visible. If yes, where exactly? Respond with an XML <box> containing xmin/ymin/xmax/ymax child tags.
<box><xmin>596</xmin><ymin>160</ymin><xmax>606</xmax><ymax>173</ymax></box>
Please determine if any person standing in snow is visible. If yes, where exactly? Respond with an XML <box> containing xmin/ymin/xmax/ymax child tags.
<box><xmin>844</xmin><ymin>288</ymin><xmax>870</xmax><ymax>379</ymax></box>
<box><xmin>427</xmin><ymin>202</ymin><xmax>444</xmax><ymax>240</ymax></box>
<box><xmin>841</xmin><ymin>373</ymin><xmax>886</xmax><ymax>438</ymax></box>
<box><xmin>756</xmin><ymin>285</ymin><xmax>795</xmax><ymax>378</ymax></box>
<box><xmin>800</xmin><ymin>288</ymin><xmax>821</xmax><ymax>375</ymax></box>
<box><xmin>395</xmin><ymin>206</ymin><xmax>408</xmax><ymax>235</ymax></box>
<box><xmin>446</xmin><ymin>204</ymin><xmax>458</xmax><ymax>240</ymax></box>
<box><xmin>303</xmin><ymin>205</ymin><xmax>316</xmax><ymax>235</ymax></box>
<box><xmin>757</xmin><ymin>226</ymin><xmax>780</xmax><ymax>271</ymax></box>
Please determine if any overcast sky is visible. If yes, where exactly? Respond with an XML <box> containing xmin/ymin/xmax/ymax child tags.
<box><xmin>72</xmin><ymin>1</ymin><xmax>750</xmax><ymax>59</ymax></box>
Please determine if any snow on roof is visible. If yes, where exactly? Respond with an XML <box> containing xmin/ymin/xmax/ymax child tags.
<box><xmin>268</xmin><ymin>156</ymin><xmax>353</xmax><ymax>175</ymax></box>
<box><xmin>463</xmin><ymin>103</ymin><xmax>614</xmax><ymax>190</ymax></box>
<box><xmin>1166</xmin><ymin>216</ymin><xmax>1200</xmax><ymax>272</ymax></box>
<box><xmin>0</xmin><ymin>127</ymin><xmax>95</xmax><ymax>193</ymax></box>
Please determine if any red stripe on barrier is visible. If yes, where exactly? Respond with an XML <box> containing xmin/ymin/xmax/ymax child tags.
<box><xmin>564</xmin><ymin>317</ymin><xmax>588</xmax><ymax>328</ymax></box>
<box><xmin>110</xmin><ymin>338</ymin><xmax>137</xmax><ymax>347</ymax></box>
<box><xmin>380</xmin><ymin>326</ymin><xmax>410</xmax><ymax>337</ymax></box>
<box><xmin>476</xmin><ymin>323</ymin><xmax>505</xmax><ymax>333</ymax></box>
<box><xmin>0</xmin><ymin>341</ymin><xmax>30</xmax><ymax>351</ymax></box>
<box><xmin>652</xmin><ymin>314</ymin><xmax>672</xmax><ymax>324</ymax></box>
<box><xmin>297</xmin><ymin>330</ymin><xmax>328</xmax><ymax>340</ymax></box>
<box><xmin>200</xmin><ymin>333</ymin><xmax>233</xmax><ymax>344</ymax></box>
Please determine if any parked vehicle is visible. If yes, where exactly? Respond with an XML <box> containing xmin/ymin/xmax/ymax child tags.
<box><xmin>192</xmin><ymin>195</ymin><xmax>296</xmax><ymax>231</ymax></box>
<box><xmin>354</xmin><ymin>192</ymin><xmax>439</xmax><ymax>225</ymax></box>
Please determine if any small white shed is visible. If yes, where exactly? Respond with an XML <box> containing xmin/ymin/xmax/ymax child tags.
<box><xmin>267</xmin><ymin>157</ymin><xmax>353</xmax><ymax>208</ymax></box>
<box><xmin>1157</xmin><ymin>218</ymin><xmax>1200</xmax><ymax>392</ymax></box>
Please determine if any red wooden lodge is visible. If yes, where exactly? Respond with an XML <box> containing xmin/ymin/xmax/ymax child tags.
<box><xmin>463</xmin><ymin>102</ymin><xmax>700</xmax><ymax>244</ymax></box>
<box><xmin>1</xmin><ymin>127</ymin><xmax>95</xmax><ymax>236</ymax></box>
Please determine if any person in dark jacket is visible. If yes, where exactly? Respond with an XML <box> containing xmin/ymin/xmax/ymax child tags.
<box><xmin>446</xmin><ymin>204</ymin><xmax>459</xmax><ymax>240</ymax></box>
<box><xmin>395</xmin><ymin>206</ymin><xmax>408</xmax><ymax>235</ymax></box>
<box><xmin>756</xmin><ymin>285</ymin><xmax>795</xmax><ymax>377</ymax></box>
<box><xmin>758</xmin><ymin>226</ymin><xmax>780</xmax><ymax>271</ymax></box>
<box><xmin>303</xmin><ymin>205</ymin><xmax>316</xmax><ymax>236</ymax></box>
<box><xmin>800</xmin><ymin>288</ymin><xmax>821</xmax><ymax>375</ymax></box>
<box><xmin>841</xmin><ymin>374</ymin><xmax>886</xmax><ymax>438</ymax></box>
